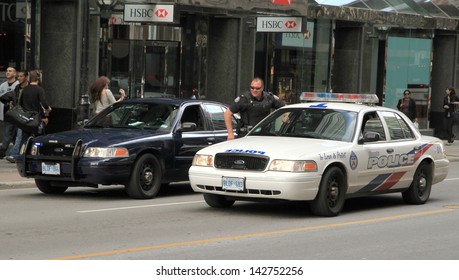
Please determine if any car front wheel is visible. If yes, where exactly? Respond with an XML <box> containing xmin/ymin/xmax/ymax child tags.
<box><xmin>402</xmin><ymin>161</ymin><xmax>432</xmax><ymax>204</ymax></box>
<box><xmin>203</xmin><ymin>193</ymin><xmax>235</xmax><ymax>208</ymax></box>
<box><xmin>126</xmin><ymin>154</ymin><xmax>162</xmax><ymax>199</ymax></box>
<box><xmin>310</xmin><ymin>166</ymin><xmax>346</xmax><ymax>217</ymax></box>
<box><xmin>35</xmin><ymin>179</ymin><xmax>68</xmax><ymax>194</ymax></box>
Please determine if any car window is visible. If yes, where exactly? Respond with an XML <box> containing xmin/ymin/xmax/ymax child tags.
<box><xmin>85</xmin><ymin>103</ymin><xmax>177</xmax><ymax>132</ymax></box>
<box><xmin>381</xmin><ymin>111</ymin><xmax>415</xmax><ymax>140</ymax></box>
<box><xmin>204</xmin><ymin>104</ymin><xmax>233</xmax><ymax>131</ymax></box>
<box><xmin>251</xmin><ymin>108</ymin><xmax>357</xmax><ymax>142</ymax></box>
<box><xmin>181</xmin><ymin>105</ymin><xmax>205</xmax><ymax>131</ymax></box>
<box><xmin>361</xmin><ymin>112</ymin><xmax>386</xmax><ymax>141</ymax></box>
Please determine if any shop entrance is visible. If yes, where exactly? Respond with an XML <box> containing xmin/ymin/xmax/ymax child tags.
<box><xmin>144</xmin><ymin>41</ymin><xmax>180</xmax><ymax>97</ymax></box>
<box><xmin>109</xmin><ymin>25</ymin><xmax>183</xmax><ymax>99</ymax></box>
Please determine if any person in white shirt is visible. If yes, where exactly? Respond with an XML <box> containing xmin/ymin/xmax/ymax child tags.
<box><xmin>89</xmin><ymin>76</ymin><xmax>126</xmax><ymax>115</ymax></box>
<box><xmin>0</xmin><ymin>67</ymin><xmax>19</xmax><ymax>159</ymax></box>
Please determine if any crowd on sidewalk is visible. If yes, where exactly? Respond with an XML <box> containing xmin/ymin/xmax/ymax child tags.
<box><xmin>0</xmin><ymin>67</ymin><xmax>51</xmax><ymax>164</ymax></box>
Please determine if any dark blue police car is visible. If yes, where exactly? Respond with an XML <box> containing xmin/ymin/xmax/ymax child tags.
<box><xmin>16</xmin><ymin>98</ymin><xmax>237</xmax><ymax>199</ymax></box>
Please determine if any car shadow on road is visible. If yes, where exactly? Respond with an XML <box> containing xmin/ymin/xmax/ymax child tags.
<box><xmin>15</xmin><ymin>183</ymin><xmax>197</xmax><ymax>201</ymax></box>
<box><xmin>190</xmin><ymin>194</ymin><xmax>415</xmax><ymax>218</ymax></box>
<box><xmin>342</xmin><ymin>194</ymin><xmax>408</xmax><ymax>214</ymax></box>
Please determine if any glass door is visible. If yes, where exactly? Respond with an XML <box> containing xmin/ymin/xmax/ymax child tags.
<box><xmin>144</xmin><ymin>41</ymin><xmax>180</xmax><ymax>97</ymax></box>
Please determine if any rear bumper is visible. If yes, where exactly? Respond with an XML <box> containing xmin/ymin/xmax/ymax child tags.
<box><xmin>433</xmin><ymin>158</ymin><xmax>449</xmax><ymax>185</ymax></box>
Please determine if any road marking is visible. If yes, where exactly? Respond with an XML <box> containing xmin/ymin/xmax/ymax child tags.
<box><xmin>52</xmin><ymin>208</ymin><xmax>453</xmax><ymax>260</ymax></box>
<box><xmin>77</xmin><ymin>200</ymin><xmax>204</xmax><ymax>213</ymax></box>
<box><xmin>443</xmin><ymin>178</ymin><xmax>459</xmax><ymax>181</ymax></box>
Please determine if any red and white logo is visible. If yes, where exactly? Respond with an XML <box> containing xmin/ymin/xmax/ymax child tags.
<box><xmin>272</xmin><ymin>0</ymin><xmax>294</xmax><ymax>5</ymax></box>
<box><xmin>155</xmin><ymin>9</ymin><xmax>168</xmax><ymax>18</ymax></box>
<box><xmin>285</xmin><ymin>21</ymin><xmax>297</xmax><ymax>29</ymax></box>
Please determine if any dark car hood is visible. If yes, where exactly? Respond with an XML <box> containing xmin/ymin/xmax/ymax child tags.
<box><xmin>34</xmin><ymin>128</ymin><xmax>168</xmax><ymax>147</ymax></box>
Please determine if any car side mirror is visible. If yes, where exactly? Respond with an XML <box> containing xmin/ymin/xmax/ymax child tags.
<box><xmin>363</xmin><ymin>131</ymin><xmax>380</xmax><ymax>143</ymax></box>
<box><xmin>180</xmin><ymin>122</ymin><xmax>197</xmax><ymax>132</ymax></box>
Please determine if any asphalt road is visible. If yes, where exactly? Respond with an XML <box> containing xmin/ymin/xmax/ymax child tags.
<box><xmin>1</xmin><ymin>163</ymin><xmax>459</xmax><ymax>261</ymax></box>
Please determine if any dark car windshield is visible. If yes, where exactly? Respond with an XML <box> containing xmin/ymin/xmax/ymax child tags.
<box><xmin>85</xmin><ymin>103</ymin><xmax>179</xmax><ymax>132</ymax></box>
<box><xmin>249</xmin><ymin>108</ymin><xmax>357</xmax><ymax>142</ymax></box>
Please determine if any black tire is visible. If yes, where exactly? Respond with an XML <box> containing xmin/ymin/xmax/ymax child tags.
<box><xmin>203</xmin><ymin>193</ymin><xmax>235</xmax><ymax>208</ymax></box>
<box><xmin>402</xmin><ymin>161</ymin><xmax>432</xmax><ymax>204</ymax></box>
<box><xmin>125</xmin><ymin>154</ymin><xmax>162</xmax><ymax>199</ymax></box>
<box><xmin>310</xmin><ymin>166</ymin><xmax>346</xmax><ymax>217</ymax></box>
<box><xmin>35</xmin><ymin>179</ymin><xmax>68</xmax><ymax>194</ymax></box>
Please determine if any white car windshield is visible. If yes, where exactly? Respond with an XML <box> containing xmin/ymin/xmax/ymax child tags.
<box><xmin>250</xmin><ymin>108</ymin><xmax>357</xmax><ymax>142</ymax></box>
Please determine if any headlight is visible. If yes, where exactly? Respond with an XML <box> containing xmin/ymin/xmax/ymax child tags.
<box><xmin>21</xmin><ymin>143</ymin><xmax>32</xmax><ymax>155</ymax></box>
<box><xmin>192</xmin><ymin>154</ymin><xmax>213</xmax><ymax>167</ymax></box>
<box><xmin>268</xmin><ymin>160</ymin><xmax>318</xmax><ymax>172</ymax></box>
<box><xmin>83</xmin><ymin>147</ymin><xmax>129</xmax><ymax>158</ymax></box>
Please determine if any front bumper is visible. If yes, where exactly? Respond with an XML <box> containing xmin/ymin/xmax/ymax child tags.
<box><xmin>189</xmin><ymin>166</ymin><xmax>321</xmax><ymax>201</ymax></box>
<box><xmin>16</xmin><ymin>156</ymin><xmax>132</xmax><ymax>185</ymax></box>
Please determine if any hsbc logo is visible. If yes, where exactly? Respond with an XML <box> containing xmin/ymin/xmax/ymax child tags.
<box><xmin>257</xmin><ymin>17</ymin><xmax>302</xmax><ymax>33</ymax></box>
<box><xmin>155</xmin><ymin>9</ymin><xmax>168</xmax><ymax>18</ymax></box>
<box><xmin>285</xmin><ymin>21</ymin><xmax>297</xmax><ymax>28</ymax></box>
<box><xmin>124</xmin><ymin>4</ymin><xmax>174</xmax><ymax>23</ymax></box>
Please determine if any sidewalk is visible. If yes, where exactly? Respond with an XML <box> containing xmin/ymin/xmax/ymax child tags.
<box><xmin>0</xmin><ymin>158</ymin><xmax>34</xmax><ymax>186</ymax></box>
<box><xmin>1</xmin><ymin>141</ymin><xmax>459</xmax><ymax>186</ymax></box>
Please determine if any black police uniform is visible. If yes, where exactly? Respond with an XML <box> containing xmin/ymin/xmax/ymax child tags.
<box><xmin>229</xmin><ymin>91</ymin><xmax>285</xmax><ymax>136</ymax></box>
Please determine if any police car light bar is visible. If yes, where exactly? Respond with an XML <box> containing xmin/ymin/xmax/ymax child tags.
<box><xmin>300</xmin><ymin>92</ymin><xmax>379</xmax><ymax>104</ymax></box>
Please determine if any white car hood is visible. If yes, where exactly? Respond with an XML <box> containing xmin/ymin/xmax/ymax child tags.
<box><xmin>199</xmin><ymin>136</ymin><xmax>352</xmax><ymax>159</ymax></box>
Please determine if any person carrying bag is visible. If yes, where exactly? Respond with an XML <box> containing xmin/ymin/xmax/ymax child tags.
<box><xmin>3</xmin><ymin>92</ymin><xmax>41</xmax><ymax>134</ymax></box>
<box><xmin>15</xmin><ymin>70</ymin><xmax>52</xmax><ymax>144</ymax></box>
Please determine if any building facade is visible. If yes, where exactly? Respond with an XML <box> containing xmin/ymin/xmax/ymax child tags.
<box><xmin>0</xmin><ymin>0</ymin><xmax>458</xmax><ymax>139</ymax></box>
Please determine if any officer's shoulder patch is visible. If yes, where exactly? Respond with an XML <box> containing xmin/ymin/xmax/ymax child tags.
<box><xmin>236</xmin><ymin>93</ymin><xmax>250</xmax><ymax>102</ymax></box>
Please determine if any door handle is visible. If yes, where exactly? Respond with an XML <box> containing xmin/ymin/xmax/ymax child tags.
<box><xmin>207</xmin><ymin>137</ymin><xmax>216</xmax><ymax>144</ymax></box>
<box><xmin>386</xmin><ymin>148</ymin><xmax>394</xmax><ymax>153</ymax></box>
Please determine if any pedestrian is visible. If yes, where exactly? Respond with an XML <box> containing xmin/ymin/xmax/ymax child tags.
<box><xmin>443</xmin><ymin>87</ymin><xmax>459</xmax><ymax>144</ymax></box>
<box><xmin>0</xmin><ymin>67</ymin><xmax>19</xmax><ymax>159</ymax></box>
<box><xmin>224</xmin><ymin>77</ymin><xmax>285</xmax><ymax>140</ymax></box>
<box><xmin>19</xmin><ymin>69</ymin><xmax>52</xmax><ymax>145</ymax></box>
<box><xmin>89</xmin><ymin>76</ymin><xmax>126</xmax><ymax>115</ymax></box>
<box><xmin>397</xmin><ymin>89</ymin><xmax>417</xmax><ymax>123</ymax></box>
<box><xmin>1</xmin><ymin>71</ymin><xmax>29</xmax><ymax>163</ymax></box>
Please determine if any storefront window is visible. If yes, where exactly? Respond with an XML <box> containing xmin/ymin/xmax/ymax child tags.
<box><xmin>0</xmin><ymin>0</ymin><xmax>27</xmax><ymax>75</ymax></box>
<box><xmin>256</xmin><ymin>19</ymin><xmax>332</xmax><ymax>104</ymax></box>
<box><xmin>385</xmin><ymin>36</ymin><xmax>432</xmax><ymax>129</ymax></box>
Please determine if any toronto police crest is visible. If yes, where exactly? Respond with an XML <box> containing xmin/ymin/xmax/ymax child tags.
<box><xmin>349</xmin><ymin>151</ymin><xmax>358</xmax><ymax>170</ymax></box>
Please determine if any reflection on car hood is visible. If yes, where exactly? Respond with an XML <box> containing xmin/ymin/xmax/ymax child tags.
<box><xmin>199</xmin><ymin>136</ymin><xmax>352</xmax><ymax>159</ymax></box>
<box><xmin>34</xmin><ymin>128</ymin><xmax>168</xmax><ymax>147</ymax></box>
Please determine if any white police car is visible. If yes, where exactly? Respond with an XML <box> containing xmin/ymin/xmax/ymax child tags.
<box><xmin>189</xmin><ymin>93</ymin><xmax>449</xmax><ymax>216</ymax></box>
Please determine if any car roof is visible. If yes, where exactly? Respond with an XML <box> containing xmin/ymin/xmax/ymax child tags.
<box><xmin>284</xmin><ymin>102</ymin><xmax>394</xmax><ymax>113</ymax></box>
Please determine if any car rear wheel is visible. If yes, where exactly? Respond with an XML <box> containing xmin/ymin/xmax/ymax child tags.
<box><xmin>203</xmin><ymin>193</ymin><xmax>235</xmax><ymax>208</ymax></box>
<box><xmin>35</xmin><ymin>179</ymin><xmax>68</xmax><ymax>194</ymax></box>
<box><xmin>310</xmin><ymin>166</ymin><xmax>346</xmax><ymax>217</ymax></box>
<box><xmin>402</xmin><ymin>161</ymin><xmax>432</xmax><ymax>204</ymax></box>
<box><xmin>126</xmin><ymin>154</ymin><xmax>162</xmax><ymax>199</ymax></box>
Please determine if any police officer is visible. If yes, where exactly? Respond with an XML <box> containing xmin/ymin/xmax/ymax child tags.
<box><xmin>224</xmin><ymin>77</ymin><xmax>285</xmax><ymax>140</ymax></box>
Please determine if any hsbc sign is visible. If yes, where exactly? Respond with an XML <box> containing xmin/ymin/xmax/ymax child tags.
<box><xmin>257</xmin><ymin>17</ymin><xmax>302</xmax><ymax>33</ymax></box>
<box><xmin>124</xmin><ymin>4</ymin><xmax>174</xmax><ymax>23</ymax></box>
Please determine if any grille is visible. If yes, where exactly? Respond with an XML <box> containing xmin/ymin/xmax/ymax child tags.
<box><xmin>214</xmin><ymin>153</ymin><xmax>269</xmax><ymax>171</ymax></box>
<box><xmin>38</xmin><ymin>143</ymin><xmax>79</xmax><ymax>157</ymax></box>
<box><xmin>32</xmin><ymin>139</ymin><xmax>83</xmax><ymax>158</ymax></box>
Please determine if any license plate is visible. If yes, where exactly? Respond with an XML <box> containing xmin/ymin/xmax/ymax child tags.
<box><xmin>41</xmin><ymin>162</ymin><xmax>60</xmax><ymax>175</ymax></box>
<box><xmin>222</xmin><ymin>177</ymin><xmax>245</xmax><ymax>191</ymax></box>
